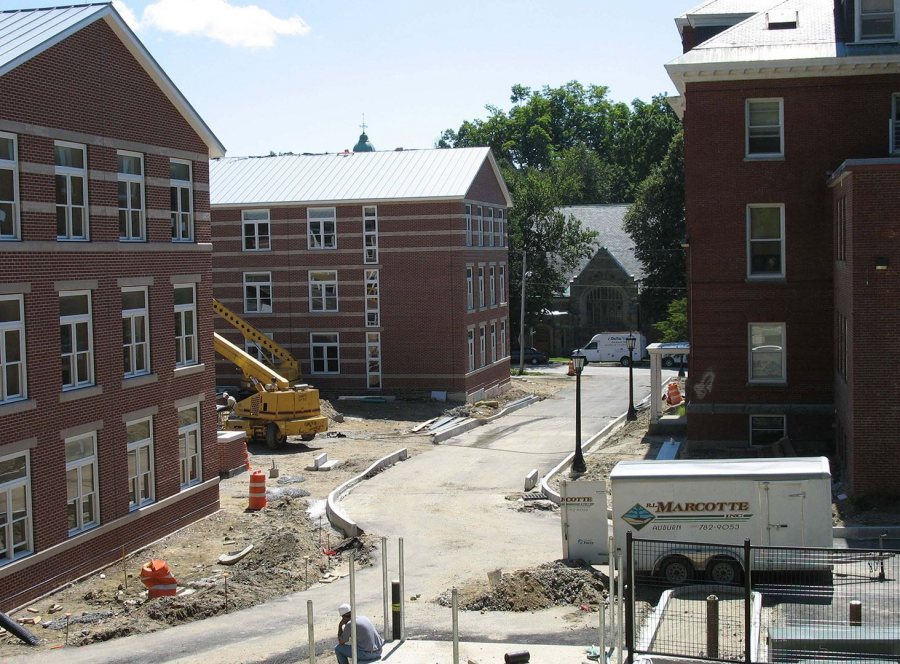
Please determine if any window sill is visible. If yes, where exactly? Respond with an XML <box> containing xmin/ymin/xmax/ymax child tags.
<box><xmin>59</xmin><ymin>384</ymin><xmax>103</xmax><ymax>403</ymax></box>
<box><xmin>129</xmin><ymin>499</ymin><xmax>156</xmax><ymax>513</ymax></box>
<box><xmin>56</xmin><ymin>237</ymin><xmax>90</xmax><ymax>242</ymax></box>
<box><xmin>746</xmin><ymin>276</ymin><xmax>786</xmax><ymax>283</ymax></box>
<box><xmin>122</xmin><ymin>373</ymin><xmax>159</xmax><ymax>389</ymax></box>
<box><xmin>0</xmin><ymin>237</ymin><xmax>21</xmax><ymax>242</ymax></box>
<box><xmin>68</xmin><ymin>523</ymin><xmax>100</xmax><ymax>539</ymax></box>
<box><xmin>747</xmin><ymin>381</ymin><xmax>787</xmax><ymax>387</ymax></box>
<box><xmin>174</xmin><ymin>363</ymin><xmax>205</xmax><ymax>378</ymax></box>
<box><xmin>848</xmin><ymin>39</ymin><xmax>898</xmax><ymax>45</ymax></box>
<box><xmin>119</xmin><ymin>238</ymin><xmax>147</xmax><ymax>243</ymax></box>
<box><xmin>0</xmin><ymin>398</ymin><xmax>36</xmax><ymax>417</ymax></box>
<box><xmin>744</xmin><ymin>155</ymin><xmax>784</xmax><ymax>162</ymax></box>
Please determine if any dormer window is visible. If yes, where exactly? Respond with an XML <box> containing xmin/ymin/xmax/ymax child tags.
<box><xmin>858</xmin><ymin>0</ymin><xmax>897</xmax><ymax>41</ymax></box>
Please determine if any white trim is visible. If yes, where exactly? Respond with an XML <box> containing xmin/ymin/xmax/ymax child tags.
<box><xmin>0</xmin><ymin>294</ymin><xmax>26</xmax><ymax>404</ymax></box>
<box><xmin>241</xmin><ymin>209</ymin><xmax>271</xmax><ymax>252</ymax></box>
<box><xmin>308</xmin><ymin>270</ymin><xmax>338</xmax><ymax>313</ymax></box>
<box><xmin>173</xmin><ymin>283</ymin><xmax>198</xmax><ymax>367</ymax></box>
<box><xmin>125</xmin><ymin>416</ymin><xmax>155</xmax><ymax>509</ymax></box>
<box><xmin>177</xmin><ymin>403</ymin><xmax>202</xmax><ymax>489</ymax></box>
<box><xmin>363</xmin><ymin>205</ymin><xmax>378</xmax><ymax>264</ymax></box>
<box><xmin>64</xmin><ymin>431</ymin><xmax>99</xmax><ymax>536</ymax></box>
<box><xmin>59</xmin><ymin>290</ymin><xmax>94</xmax><ymax>390</ymax></box>
<box><xmin>856</xmin><ymin>0</ymin><xmax>899</xmax><ymax>42</ymax></box>
<box><xmin>0</xmin><ymin>449</ymin><xmax>32</xmax><ymax>566</ymax></box>
<box><xmin>365</xmin><ymin>331</ymin><xmax>382</xmax><ymax>390</ymax></box>
<box><xmin>170</xmin><ymin>159</ymin><xmax>194</xmax><ymax>242</ymax></box>
<box><xmin>243</xmin><ymin>271</ymin><xmax>273</xmax><ymax>314</ymax></box>
<box><xmin>748</xmin><ymin>322</ymin><xmax>786</xmax><ymax>384</ymax></box>
<box><xmin>746</xmin><ymin>203</ymin><xmax>786</xmax><ymax>280</ymax></box>
<box><xmin>310</xmin><ymin>332</ymin><xmax>340</xmax><ymax>374</ymax></box>
<box><xmin>54</xmin><ymin>141</ymin><xmax>89</xmax><ymax>241</ymax></box>
<box><xmin>117</xmin><ymin>150</ymin><xmax>145</xmax><ymax>241</ymax></box>
<box><xmin>745</xmin><ymin>98</ymin><xmax>784</xmax><ymax>159</ymax></box>
<box><xmin>122</xmin><ymin>286</ymin><xmax>150</xmax><ymax>378</ymax></box>
<box><xmin>0</xmin><ymin>131</ymin><xmax>20</xmax><ymax>240</ymax></box>
<box><xmin>749</xmin><ymin>414</ymin><xmax>787</xmax><ymax>446</ymax></box>
<box><xmin>307</xmin><ymin>207</ymin><xmax>337</xmax><ymax>250</ymax></box>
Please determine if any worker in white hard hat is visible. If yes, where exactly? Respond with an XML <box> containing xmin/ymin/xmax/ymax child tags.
<box><xmin>222</xmin><ymin>392</ymin><xmax>236</xmax><ymax>410</ymax></box>
<box><xmin>335</xmin><ymin>602</ymin><xmax>384</xmax><ymax>664</ymax></box>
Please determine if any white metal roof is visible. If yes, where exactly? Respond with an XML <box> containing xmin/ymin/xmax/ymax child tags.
<box><xmin>0</xmin><ymin>3</ymin><xmax>225</xmax><ymax>157</ymax></box>
<box><xmin>610</xmin><ymin>456</ymin><xmax>831</xmax><ymax>480</ymax></box>
<box><xmin>678</xmin><ymin>0</ymin><xmax>782</xmax><ymax>20</ymax></box>
<box><xmin>210</xmin><ymin>147</ymin><xmax>513</xmax><ymax>207</ymax></box>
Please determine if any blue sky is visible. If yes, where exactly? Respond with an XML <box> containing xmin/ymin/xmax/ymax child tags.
<box><xmin>20</xmin><ymin>0</ymin><xmax>690</xmax><ymax>156</ymax></box>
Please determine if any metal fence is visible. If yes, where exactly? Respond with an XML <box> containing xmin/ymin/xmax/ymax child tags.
<box><xmin>624</xmin><ymin>534</ymin><xmax>900</xmax><ymax>663</ymax></box>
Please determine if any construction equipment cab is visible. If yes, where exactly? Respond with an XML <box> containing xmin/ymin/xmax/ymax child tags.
<box><xmin>213</xmin><ymin>299</ymin><xmax>328</xmax><ymax>448</ymax></box>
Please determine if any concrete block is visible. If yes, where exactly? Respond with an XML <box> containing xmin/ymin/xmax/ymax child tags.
<box><xmin>524</xmin><ymin>468</ymin><xmax>539</xmax><ymax>491</ymax></box>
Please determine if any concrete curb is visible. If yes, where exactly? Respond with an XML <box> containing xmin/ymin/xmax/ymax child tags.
<box><xmin>326</xmin><ymin>448</ymin><xmax>409</xmax><ymax>538</ymax></box>
<box><xmin>430</xmin><ymin>395</ymin><xmax>540</xmax><ymax>444</ymax></box>
<box><xmin>833</xmin><ymin>525</ymin><xmax>900</xmax><ymax>539</ymax></box>
<box><xmin>540</xmin><ymin>394</ymin><xmax>654</xmax><ymax>505</ymax></box>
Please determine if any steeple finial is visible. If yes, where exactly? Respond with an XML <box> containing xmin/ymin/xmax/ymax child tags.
<box><xmin>360</xmin><ymin>114</ymin><xmax>367</xmax><ymax>134</ymax></box>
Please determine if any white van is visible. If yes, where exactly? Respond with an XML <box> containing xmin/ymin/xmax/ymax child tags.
<box><xmin>577</xmin><ymin>332</ymin><xmax>647</xmax><ymax>366</ymax></box>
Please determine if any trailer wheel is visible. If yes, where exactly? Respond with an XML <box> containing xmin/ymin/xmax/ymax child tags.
<box><xmin>620</xmin><ymin>356</ymin><xmax>631</xmax><ymax>367</ymax></box>
<box><xmin>706</xmin><ymin>557</ymin><xmax>741</xmax><ymax>584</ymax></box>
<box><xmin>265</xmin><ymin>423</ymin><xmax>285</xmax><ymax>450</ymax></box>
<box><xmin>660</xmin><ymin>556</ymin><xmax>693</xmax><ymax>585</ymax></box>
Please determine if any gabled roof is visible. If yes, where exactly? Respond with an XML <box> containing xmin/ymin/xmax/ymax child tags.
<box><xmin>560</xmin><ymin>204</ymin><xmax>642</xmax><ymax>282</ymax></box>
<box><xmin>210</xmin><ymin>148</ymin><xmax>514</xmax><ymax>208</ymax></box>
<box><xmin>0</xmin><ymin>3</ymin><xmax>225</xmax><ymax>157</ymax></box>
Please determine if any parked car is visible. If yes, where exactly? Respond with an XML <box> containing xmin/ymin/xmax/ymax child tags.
<box><xmin>661</xmin><ymin>354</ymin><xmax>689</xmax><ymax>369</ymax></box>
<box><xmin>510</xmin><ymin>347</ymin><xmax>550</xmax><ymax>365</ymax></box>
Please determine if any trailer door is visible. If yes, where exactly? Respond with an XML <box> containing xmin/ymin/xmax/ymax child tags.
<box><xmin>762</xmin><ymin>482</ymin><xmax>806</xmax><ymax>546</ymax></box>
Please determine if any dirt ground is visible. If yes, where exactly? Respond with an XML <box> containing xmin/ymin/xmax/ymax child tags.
<box><xmin>0</xmin><ymin>375</ymin><xmax>566</xmax><ymax>656</ymax></box>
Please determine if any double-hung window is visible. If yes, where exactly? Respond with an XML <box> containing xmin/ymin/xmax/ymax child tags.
<box><xmin>365</xmin><ymin>270</ymin><xmax>380</xmax><ymax>327</ymax></box>
<box><xmin>308</xmin><ymin>208</ymin><xmax>336</xmax><ymax>249</ymax></box>
<box><xmin>747</xmin><ymin>204</ymin><xmax>785</xmax><ymax>278</ymax></box>
<box><xmin>246</xmin><ymin>332</ymin><xmax>275</xmax><ymax>364</ymax></box>
<box><xmin>170</xmin><ymin>160</ymin><xmax>193</xmax><ymax>241</ymax></box>
<box><xmin>309</xmin><ymin>271</ymin><xmax>338</xmax><ymax>312</ymax></box>
<box><xmin>0</xmin><ymin>295</ymin><xmax>25</xmax><ymax>403</ymax></box>
<box><xmin>55</xmin><ymin>142</ymin><xmax>88</xmax><ymax>240</ymax></box>
<box><xmin>242</xmin><ymin>210</ymin><xmax>270</xmax><ymax>251</ymax></box>
<box><xmin>857</xmin><ymin>0</ymin><xmax>897</xmax><ymax>40</ymax></box>
<box><xmin>478</xmin><ymin>266</ymin><xmax>485</xmax><ymax>308</ymax></box>
<box><xmin>174</xmin><ymin>284</ymin><xmax>197</xmax><ymax>367</ymax></box>
<box><xmin>0</xmin><ymin>133</ymin><xmax>19</xmax><ymax>240</ymax></box>
<box><xmin>310</xmin><ymin>333</ymin><xmax>339</xmax><ymax>373</ymax></box>
<box><xmin>465</xmin><ymin>204</ymin><xmax>472</xmax><ymax>246</ymax></box>
<box><xmin>244</xmin><ymin>272</ymin><xmax>273</xmax><ymax>314</ymax></box>
<box><xmin>500</xmin><ymin>319</ymin><xmax>507</xmax><ymax>358</ymax></box>
<box><xmin>117</xmin><ymin>151</ymin><xmax>145</xmax><ymax>241</ymax></box>
<box><xmin>489</xmin><ymin>265</ymin><xmax>496</xmax><ymax>306</ymax></box>
<box><xmin>466</xmin><ymin>267</ymin><xmax>474</xmax><ymax>311</ymax></box>
<box><xmin>467</xmin><ymin>329</ymin><xmax>475</xmax><ymax>372</ymax></box>
<box><xmin>749</xmin><ymin>322</ymin><xmax>786</xmax><ymax>383</ymax></box>
<box><xmin>60</xmin><ymin>291</ymin><xmax>93</xmax><ymax>389</ymax></box>
<box><xmin>499</xmin><ymin>265</ymin><xmax>507</xmax><ymax>304</ymax></box>
<box><xmin>497</xmin><ymin>209</ymin><xmax>505</xmax><ymax>247</ymax></box>
<box><xmin>178</xmin><ymin>404</ymin><xmax>201</xmax><ymax>488</ymax></box>
<box><xmin>122</xmin><ymin>287</ymin><xmax>150</xmax><ymax>378</ymax></box>
<box><xmin>750</xmin><ymin>415</ymin><xmax>786</xmax><ymax>447</ymax></box>
<box><xmin>479</xmin><ymin>326</ymin><xmax>487</xmax><ymax>367</ymax></box>
<box><xmin>126</xmin><ymin>417</ymin><xmax>155</xmax><ymax>509</ymax></box>
<box><xmin>366</xmin><ymin>332</ymin><xmax>382</xmax><ymax>389</ymax></box>
<box><xmin>65</xmin><ymin>433</ymin><xmax>98</xmax><ymax>535</ymax></box>
<box><xmin>490</xmin><ymin>323</ymin><xmax>497</xmax><ymax>363</ymax></box>
<box><xmin>363</xmin><ymin>206</ymin><xmax>378</xmax><ymax>263</ymax></box>
<box><xmin>486</xmin><ymin>208</ymin><xmax>495</xmax><ymax>247</ymax></box>
<box><xmin>746</xmin><ymin>99</ymin><xmax>783</xmax><ymax>158</ymax></box>
<box><xmin>476</xmin><ymin>206</ymin><xmax>484</xmax><ymax>247</ymax></box>
<box><xmin>0</xmin><ymin>451</ymin><xmax>31</xmax><ymax>564</ymax></box>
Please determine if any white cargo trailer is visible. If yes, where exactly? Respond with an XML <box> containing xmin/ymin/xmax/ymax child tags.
<box><xmin>610</xmin><ymin>457</ymin><xmax>833</xmax><ymax>584</ymax></box>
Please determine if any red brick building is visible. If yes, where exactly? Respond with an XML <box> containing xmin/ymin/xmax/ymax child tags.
<box><xmin>0</xmin><ymin>4</ymin><xmax>224</xmax><ymax>607</ymax></box>
<box><xmin>668</xmin><ymin>0</ymin><xmax>900</xmax><ymax>494</ymax></box>
<box><xmin>210</xmin><ymin>146</ymin><xmax>512</xmax><ymax>401</ymax></box>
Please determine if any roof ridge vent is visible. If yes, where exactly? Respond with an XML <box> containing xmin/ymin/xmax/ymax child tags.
<box><xmin>766</xmin><ymin>8</ymin><xmax>798</xmax><ymax>30</ymax></box>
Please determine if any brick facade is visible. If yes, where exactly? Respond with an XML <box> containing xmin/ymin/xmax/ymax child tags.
<box><xmin>211</xmin><ymin>153</ymin><xmax>511</xmax><ymax>402</ymax></box>
<box><xmin>0</xmin><ymin>13</ymin><xmax>221</xmax><ymax>608</ymax></box>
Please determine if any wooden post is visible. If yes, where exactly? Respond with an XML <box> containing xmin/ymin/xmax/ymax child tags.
<box><xmin>706</xmin><ymin>595</ymin><xmax>719</xmax><ymax>659</ymax></box>
<box><xmin>849</xmin><ymin>600</ymin><xmax>862</xmax><ymax>626</ymax></box>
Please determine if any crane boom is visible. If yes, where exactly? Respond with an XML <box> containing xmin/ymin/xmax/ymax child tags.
<box><xmin>213</xmin><ymin>332</ymin><xmax>291</xmax><ymax>391</ymax></box>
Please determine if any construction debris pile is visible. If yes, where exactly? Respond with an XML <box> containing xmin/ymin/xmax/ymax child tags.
<box><xmin>436</xmin><ymin>561</ymin><xmax>606</xmax><ymax>612</ymax></box>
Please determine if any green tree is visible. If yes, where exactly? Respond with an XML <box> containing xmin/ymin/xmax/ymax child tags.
<box><xmin>654</xmin><ymin>297</ymin><xmax>688</xmax><ymax>342</ymax></box>
<box><xmin>623</xmin><ymin>130</ymin><xmax>686</xmax><ymax>326</ymax></box>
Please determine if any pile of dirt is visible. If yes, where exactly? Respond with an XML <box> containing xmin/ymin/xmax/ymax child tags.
<box><xmin>319</xmin><ymin>399</ymin><xmax>344</xmax><ymax>423</ymax></box>
<box><xmin>435</xmin><ymin>561</ymin><xmax>606</xmax><ymax>612</ymax></box>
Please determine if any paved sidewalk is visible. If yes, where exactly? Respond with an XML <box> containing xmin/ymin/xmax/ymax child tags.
<box><xmin>378</xmin><ymin>638</ymin><xmax>596</xmax><ymax>663</ymax></box>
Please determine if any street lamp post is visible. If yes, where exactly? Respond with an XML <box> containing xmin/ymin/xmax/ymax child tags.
<box><xmin>571</xmin><ymin>350</ymin><xmax>587</xmax><ymax>475</ymax></box>
<box><xmin>626</xmin><ymin>335</ymin><xmax>637</xmax><ymax>421</ymax></box>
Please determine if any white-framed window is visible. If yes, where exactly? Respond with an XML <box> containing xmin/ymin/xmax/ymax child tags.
<box><xmin>60</xmin><ymin>291</ymin><xmax>93</xmax><ymax>389</ymax></box>
<box><xmin>837</xmin><ymin>312</ymin><xmax>849</xmax><ymax>381</ymax></box>
<box><xmin>479</xmin><ymin>325</ymin><xmax>487</xmax><ymax>367</ymax></box>
<box><xmin>466</xmin><ymin>267</ymin><xmax>474</xmax><ymax>311</ymax></box>
<box><xmin>497</xmin><ymin>209</ymin><xmax>505</xmax><ymax>247</ymax></box>
<box><xmin>363</xmin><ymin>206</ymin><xmax>378</xmax><ymax>263</ymax></box>
<box><xmin>177</xmin><ymin>404</ymin><xmax>201</xmax><ymax>488</ymax></box>
<box><xmin>126</xmin><ymin>417</ymin><xmax>155</xmax><ymax>509</ymax></box>
<box><xmin>243</xmin><ymin>272</ymin><xmax>273</xmax><ymax>314</ymax></box>
<box><xmin>122</xmin><ymin>287</ymin><xmax>150</xmax><ymax>378</ymax></box>
<box><xmin>309</xmin><ymin>270</ymin><xmax>338</xmax><ymax>312</ymax></box>
<box><xmin>476</xmin><ymin>206</ymin><xmax>484</xmax><ymax>247</ymax></box>
<box><xmin>55</xmin><ymin>141</ymin><xmax>88</xmax><ymax>240</ymax></box>
<box><xmin>174</xmin><ymin>284</ymin><xmax>197</xmax><ymax>367</ymax></box>
<box><xmin>467</xmin><ymin>329</ymin><xmax>475</xmax><ymax>372</ymax></box>
<box><xmin>310</xmin><ymin>332</ymin><xmax>340</xmax><ymax>374</ymax></box>
<box><xmin>465</xmin><ymin>204</ymin><xmax>472</xmax><ymax>247</ymax></box>
<box><xmin>0</xmin><ymin>295</ymin><xmax>25</xmax><ymax>403</ymax></box>
<box><xmin>117</xmin><ymin>151</ymin><xmax>144</xmax><ymax>241</ymax></box>
<box><xmin>500</xmin><ymin>319</ymin><xmax>507</xmax><ymax>358</ymax></box>
<box><xmin>242</xmin><ymin>210</ymin><xmax>270</xmax><ymax>251</ymax></box>
<box><xmin>857</xmin><ymin>0</ymin><xmax>897</xmax><ymax>41</ymax></box>
<box><xmin>835</xmin><ymin>196</ymin><xmax>847</xmax><ymax>262</ymax></box>
<box><xmin>489</xmin><ymin>265</ymin><xmax>496</xmax><ymax>306</ymax></box>
<box><xmin>246</xmin><ymin>332</ymin><xmax>275</xmax><ymax>364</ymax></box>
<box><xmin>366</xmin><ymin>332</ymin><xmax>382</xmax><ymax>389</ymax></box>
<box><xmin>490</xmin><ymin>322</ymin><xmax>497</xmax><ymax>363</ymax></box>
<box><xmin>747</xmin><ymin>204</ymin><xmax>785</xmax><ymax>278</ymax></box>
<box><xmin>746</xmin><ymin>99</ymin><xmax>783</xmax><ymax>158</ymax></box>
<box><xmin>486</xmin><ymin>208</ymin><xmax>495</xmax><ymax>247</ymax></box>
<box><xmin>170</xmin><ymin>159</ymin><xmax>193</xmax><ymax>242</ymax></box>
<box><xmin>891</xmin><ymin>93</ymin><xmax>900</xmax><ymax>154</ymax></box>
<box><xmin>478</xmin><ymin>266</ymin><xmax>485</xmax><ymax>308</ymax></box>
<box><xmin>750</xmin><ymin>415</ymin><xmax>786</xmax><ymax>446</ymax></box>
<box><xmin>749</xmin><ymin>322</ymin><xmax>786</xmax><ymax>383</ymax></box>
<box><xmin>0</xmin><ymin>450</ymin><xmax>31</xmax><ymax>564</ymax></box>
<box><xmin>65</xmin><ymin>432</ymin><xmax>98</xmax><ymax>535</ymax></box>
<box><xmin>0</xmin><ymin>132</ymin><xmax>20</xmax><ymax>240</ymax></box>
<box><xmin>308</xmin><ymin>207</ymin><xmax>336</xmax><ymax>249</ymax></box>
<box><xmin>499</xmin><ymin>265</ymin><xmax>507</xmax><ymax>304</ymax></box>
<box><xmin>365</xmin><ymin>269</ymin><xmax>380</xmax><ymax>327</ymax></box>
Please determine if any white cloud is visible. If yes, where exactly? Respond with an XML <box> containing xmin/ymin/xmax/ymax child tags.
<box><xmin>116</xmin><ymin>0</ymin><xmax>310</xmax><ymax>49</ymax></box>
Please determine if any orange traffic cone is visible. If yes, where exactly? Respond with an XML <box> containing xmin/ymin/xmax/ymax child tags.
<box><xmin>567</xmin><ymin>360</ymin><xmax>575</xmax><ymax>377</ymax></box>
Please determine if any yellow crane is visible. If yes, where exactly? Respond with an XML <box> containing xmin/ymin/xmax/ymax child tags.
<box><xmin>213</xmin><ymin>299</ymin><xmax>328</xmax><ymax>448</ymax></box>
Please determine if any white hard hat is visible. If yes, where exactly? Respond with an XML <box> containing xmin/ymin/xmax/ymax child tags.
<box><xmin>338</xmin><ymin>603</ymin><xmax>351</xmax><ymax>616</ymax></box>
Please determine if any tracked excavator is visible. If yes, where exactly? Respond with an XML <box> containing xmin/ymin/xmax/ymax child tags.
<box><xmin>213</xmin><ymin>298</ymin><xmax>328</xmax><ymax>448</ymax></box>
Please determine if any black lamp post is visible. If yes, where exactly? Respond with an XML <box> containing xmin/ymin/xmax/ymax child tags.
<box><xmin>626</xmin><ymin>335</ymin><xmax>637</xmax><ymax>421</ymax></box>
<box><xmin>571</xmin><ymin>350</ymin><xmax>587</xmax><ymax>474</ymax></box>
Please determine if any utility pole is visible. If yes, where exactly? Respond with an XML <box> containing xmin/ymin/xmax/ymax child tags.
<box><xmin>518</xmin><ymin>249</ymin><xmax>527</xmax><ymax>375</ymax></box>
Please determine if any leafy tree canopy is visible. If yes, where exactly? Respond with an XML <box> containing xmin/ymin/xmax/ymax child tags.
<box><xmin>654</xmin><ymin>297</ymin><xmax>688</xmax><ymax>342</ymax></box>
